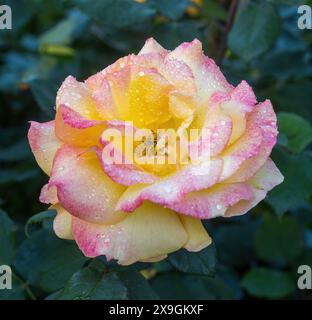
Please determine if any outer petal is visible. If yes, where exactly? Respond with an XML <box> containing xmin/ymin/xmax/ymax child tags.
<box><xmin>55</xmin><ymin>105</ymin><xmax>105</xmax><ymax>147</ymax></box>
<box><xmin>72</xmin><ymin>202</ymin><xmax>188</xmax><ymax>265</ymax></box>
<box><xmin>167</xmin><ymin>183</ymin><xmax>254</xmax><ymax>219</ymax></box>
<box><xmin>51</xmin><ymin>204</ymin><xmax>74</xmax><ymax>240</ymax></box>
<box><xmin>167</xmin><ymin>39</ymin><xmax>232</xmax><ymax>101</ymax></box>
<box><xmin>225</xmin><ymin>158</ymin><xmax>284</xmax><ymax>217</ymax></box>
<box><xmin>132</xmin><ymin>52</ymin><xmax>197</xmax><ymax>96</ymax></box>
<box><xmin>209</xmin><ymin>81</ymin><xmax>257</xmax><ymax>147</ymax></box>
<box><xmin>116</xmin><ymin>158</ymin><xmax>223</xmax><ymax>212</ymax></box>
<box><xmin>189</xmin><ymin>104</ymin><xmax>232</xmax><ymax>158</ymax></box>
<box><xmin>48</xmin><ymin>145</ymin><xmax>126</xmax><ymax>224</ymax></box>
<box><xmin>28</xmin><ymin>121</ymin><xmax>62</xmax><ymax>175</ymax></box>
<box><xmin>230</xmin><ymin>80</ymin><xmax>257</xmax><ymax>112</ymax></box>
<box><xmin>40</xmin><ymin>184</ymin><xmax>58</xmax><ymax>204</ymax></box>
<box><xmin>179</xmin><ymin>215</ymin><xmax>212</xmax><ymax>251</ymax></box>
<box><xmin>86</xmin><ymin>54</ymin><xmax>134</xmax><ymax>91</ymax></box>
<box><xmin>226</xmin><ymin>100</ymin><xmax>278</xmax><ymax>183</ymax></box>
<box><xmin>91</xmin><ymin>79</ymin><xmax>116</xmax><ymax>119</ymax></box>
<box><xmin>138</xmin><ymin>38</ymin><xmax>168</xmax><ymax>55</ymax></box>
<box><xmin>56</xmin><ymin>76</ymin><xmax>101</xmax><ymax>120</ymax></box>
<box><xmin>220</xmin><ymin>123</ymin><xmax>263</xmax><ymax>181</ymax></box>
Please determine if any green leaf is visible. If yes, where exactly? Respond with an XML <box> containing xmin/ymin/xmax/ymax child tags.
<box><xmin>168</xmin><ymin>244</ymin><xmax>216</xmax><ymax>276</ymax></box>
<box><xmin>218</xmin><ymin>265</ymin><xmax>243</xmax><ymax>300</ymax></box>
<box><xmin>28</xmin><ymin>78</ymin><xmax>58</xmax><ymax>117</ymax></box>
<box><xmin>228</xmin><ymin>2</ymin><xmax>281</xmax><ymax>61</ymax></box>
<box><xmin>152</xmin><ymin>272</ymin><xmax>235</xmax><ymax>300</ymax></box>
<box><xmin>39</xmin><ymin>11</ymin><xmax>89</xmax><ymax>46</ymax></box>
<box><xmin>14</xmin><ymin>229</ymin><xmax>87</xmax><ymax>293</ymax></box>
<box><xmin>48</xmin><ymin>267</ymin><xmax>128</xmax><ymax>300</ymax></box>
<box><xmin>278</xmin><ymin>112</ymin><xmax>312</xmax><ymax>153</ymax></box>
<box><xmin>73</xmin><ymin>0</ymin><xmax>156</xmax><ymax>28</ymax></box>
<box><xmin>25</xmin><ymin>210</ymin><xmax>56</xmax><ymax>237</ymax></box>
<box><xmin>267</xmin><ymin>149</ymin><xmax>312</xmax><ymax>214</ymax></box>
<box><xmin>241</xmin><ymin>268</ymin><xmax>296</xmax><ymax>299</ymax></box>
<box><xmin>255</xmin><ymin>214</ymin><xmax>304</xmax><ymax>265</ymax></box>
<box><xmin>255</xmin><ymin>51</ymin><xmax>310</xmax><ymax>81</ymax></box>
<box><xmin>115</xmin><ymin>268</ymin><xmax>159</xmax><ymax>300</ymax></box>
<box><xmin>0</xmin><ymin>209</ymin><xmax>18</xmax><ymax>265</ymax></box>
<box><xmin>151</xmin><ymin>0</ymin><xmax>190</xmax><ymax>20</ymax></box>
<box><xmin>47</xmin><ymin>260</ymin><xmax>158</xmax><ymax>300</ymax></box>
<box><xmin>269</xmin><ymin>82</ymin><xmax>312</xmax><ymax>123</ymax></box>
<box><xmin>39</xmin><ymin>44</ymin><xmax>75</xmax><ymax>57</ymax></box>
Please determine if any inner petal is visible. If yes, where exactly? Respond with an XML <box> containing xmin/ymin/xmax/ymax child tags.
<box><xmin>128</xmin><ymin>71</ymin><xmax>172</xmax><ymax>129</ymax></box>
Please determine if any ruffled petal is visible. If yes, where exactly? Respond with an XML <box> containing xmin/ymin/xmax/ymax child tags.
<box><xmin>167</xmin><ymin>39</ymin><xmax>232</xmax><ymax>101</ymax></box>
<box><xmin>85</xmin><ymin>55</ymin><xmax>134</xmax><ymax>92</ymax></box>
<box><xmin>48</xmin><ymin>145</ymin><xmax>126</xmax><ymax>224</ymax></box>
<box><xmin>72</xmin><ymin>202</ymin><xmax>188</xmax><ymax>265</ymax></box>
<box><xmin>220</xmin><ymin>124</ymin><xmax>263</xmax><ymax>181</ymax></box>
<box><xmin>226</xmin><ymin>100</ymin><xmax>278</xmax><ymax>183</ymax></box>
<box><xmin>226</xmin><ymin>158</ymin><xmax>284</xmax><ymax>217</ymax></box>
<box><xmin>167</xmin><ymin>183</ymin><xmax>254</xmax><ymax>219</ymax></box>
<box><xmin>159</xmin><ymin>58</ymin><xmax>196</xmax><ymax>94</ymax></box>
<box><xmin>210</xmin><ymin>81</ymin><xmax>257</xmax><ymax>145</ymax></box>
<box><xmin>251</xmin><ymin>157</ymin><xmax>284</xmax><ymax>190</ymax></box>
<box><xmin>91</xmin><ymin>79</ymin><xmax>116</xmax><ymax>119</ymax></box>
<box><xmin>56</xmin><ymin>76</ymin><xmax>101</xmax><ymax>120</ymax></box>
<box><xmin>55</xmin><ymin>105</ymin><xmax>105</xmax><ymax>147</ymax></box>
<box><xmin>116</xmin><ymin>158</ymin><xmax>223</xmax><ymax>212</ymax></box>
<box><xmin>230</xmin><ymin>80</ymin><xmax>257</xmax><ymax>112</ymax></box>
<box><xmin>28</xmin><ymin>121</ymin><xmax>62</xmax><ymax>175</ymax></box>
<box><xmin>40</xmin><ymin>184</ymin><xmax>58</xmax><ymax>204</ymax></box>
<box><xmin>180</xmin><ymin>215</ymin><xmax>212</xmax><ymax>251</ymax></box>
<box><xmin>169</xmin><ymin>92</ymin><xmax>196</xmax><ymax>120</ymax></box>
<box><xmin>189</xmin><ymin>104</ymin><xmax>232</xmax><ymax>158</ymax></box>
<box><xmin>52</xmin><ymin>204</ymin><xmax>74</xmax><ymax>240</ymax></box>
<box><xmin>138</xmin><ymin>38</ymin><xmax>168</xmax><ymax>55</ymax></box>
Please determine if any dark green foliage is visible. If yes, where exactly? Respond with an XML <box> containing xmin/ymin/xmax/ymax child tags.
<box><xmin>14</xmin><ymin>229</ymin><xmax>88</xmax><ymax>292</ymax></box>
<box><xmin>229</xmin><ymin>2</ymin><xmax>281</xmax><ymax>61</ymax></box>
<box><xmin>168</xmin><ymin>244</ymin><xmax>216</xmax><ymax>276</ymax></box>
<box><xmin>1</xmin><ymin>0</ymin><xmax>312</xmax><ymax>300</ymax></box>
<box><xmin>0</xmin><ymin>209</ymin><xmax>18</xmax><ymax>265</ymax></box>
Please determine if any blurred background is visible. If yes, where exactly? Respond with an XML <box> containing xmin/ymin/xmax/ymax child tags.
<box><xmin>0</xmin><ymin>0</ymin><xmax>312</xmax><ymax>300</ymax></box>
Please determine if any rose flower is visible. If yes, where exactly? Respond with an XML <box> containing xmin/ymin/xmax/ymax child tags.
<box><xmin>28</xmin><ymin>39</ymin><xmax>283</xmax><ymax>265</ymax></box>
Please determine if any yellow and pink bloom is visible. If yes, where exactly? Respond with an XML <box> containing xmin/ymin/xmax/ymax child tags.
<box><xmin>28</xmin><ymin>39</ymin><xmax>283</xmax><ymax>265</ymax></box>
